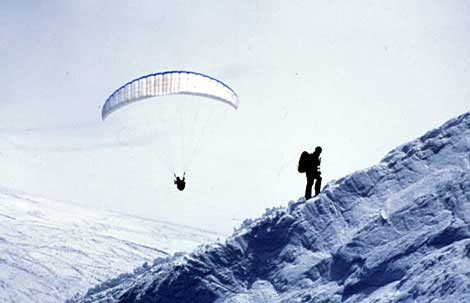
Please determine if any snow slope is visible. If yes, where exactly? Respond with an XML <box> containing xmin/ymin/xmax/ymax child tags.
<box><xmin>78</xmin><ymin>112</ymin><xmax>470</xmax><ymax>303</ymax></box>
<box><xmin>0</xmin><ymin>187</ymin><xmax>222</xmax><ymax>303</ymax></box>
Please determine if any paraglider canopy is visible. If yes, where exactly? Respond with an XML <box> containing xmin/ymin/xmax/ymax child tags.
<box><xmin>102</xmin><ymin>71</ymin><xmax>239</xmax><ymax>120</ymax></box>
<box><xmin>101</xmin><ymin>70</ymin><xmax>239</xmax><ymax>190</ymax></box>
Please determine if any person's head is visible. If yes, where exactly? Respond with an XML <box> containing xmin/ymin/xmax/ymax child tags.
<box><xmin>314</xmin><ymin>146</ymin><xmax>322</xmax><ymax>154</ymax></box>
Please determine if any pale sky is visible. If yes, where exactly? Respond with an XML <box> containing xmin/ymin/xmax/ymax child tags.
<box><xmin>1</xmin><ymin>1</ymin><xmax>469</xmax><ymax>233</ymax></box>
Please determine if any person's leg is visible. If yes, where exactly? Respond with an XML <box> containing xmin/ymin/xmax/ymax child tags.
<box><xmin>314</xmin><ymin>176</ymin><xmax>322</xmax><ymax>196</ymax></box>
<box><xmin>305</xmin><ymin>173</ymin><xmax>313</xmax><ymax>200</ymax></box>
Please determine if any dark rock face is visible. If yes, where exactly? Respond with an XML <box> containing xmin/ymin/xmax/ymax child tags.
<box><xmin>78</xmin><ymin>113</ymin><xmax>470</xmax><ymax>303</ymax></box>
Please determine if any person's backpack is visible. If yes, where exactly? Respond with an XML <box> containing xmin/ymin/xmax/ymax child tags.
<box><xmin>298</xmin><ymin>151</ymin><xmax>310</xmax><ymax>173</ymax></box>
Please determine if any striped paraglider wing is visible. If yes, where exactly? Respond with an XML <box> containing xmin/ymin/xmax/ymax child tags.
<box><xmin>102</xmin><ymin>71</ymin><xmax>239</xmax><ymax>120</ymax></box>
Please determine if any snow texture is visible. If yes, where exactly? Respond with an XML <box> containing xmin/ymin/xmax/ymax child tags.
<box><xmin>0</xmin><ymin>187</ymin><xmax>221</xmax><ymax>303</ymax></box>
<box><xmin>78</xmin><ymin>112</ymin><xmax>470</xmax><ymax>303</ymax></box>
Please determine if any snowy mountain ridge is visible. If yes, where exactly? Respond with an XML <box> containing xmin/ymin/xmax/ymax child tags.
<box><xmin>0</xmin><ymin>186</ymin><xmax>222</xmax><ymax>303</ymax></box>
<box><xmin>78</xmin><ymin>112</ymin><xmax>470</xmax><ymax>302</ymax></box>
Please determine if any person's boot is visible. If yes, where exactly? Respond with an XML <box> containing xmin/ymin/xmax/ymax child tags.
<box><xmin>305</xmin><ymin>185</ymin><xmax>312</xmax><ymax>200</ymax></box>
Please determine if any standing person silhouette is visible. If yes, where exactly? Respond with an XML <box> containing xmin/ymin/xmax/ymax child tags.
<box><xmin>304</xmin><ymin>146</ymin><xmax>322</xmax><ymax>199</ymax></box>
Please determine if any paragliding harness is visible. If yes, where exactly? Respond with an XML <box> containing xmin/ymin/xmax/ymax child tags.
<box><xmin>174</xmin><ymin>172</ymin><xmax>186</xmax><ymax>191</ymax></box>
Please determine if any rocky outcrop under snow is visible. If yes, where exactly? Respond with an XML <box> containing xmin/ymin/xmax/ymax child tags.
<box><xmin>78</xmin><ymin>112</ymin><xmax>470</xmax><ymax>303</ymax></box>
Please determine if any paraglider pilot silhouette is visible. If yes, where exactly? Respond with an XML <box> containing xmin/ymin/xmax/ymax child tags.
<box><xmin>298</xmin><ymin>146</ymin><xmax>322</xmax><ymax>199</ymax></box>
<box><xmin>174</xmin><ymin>173</ymin><xmax>186</xmax><ymax>191</ymax></box>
